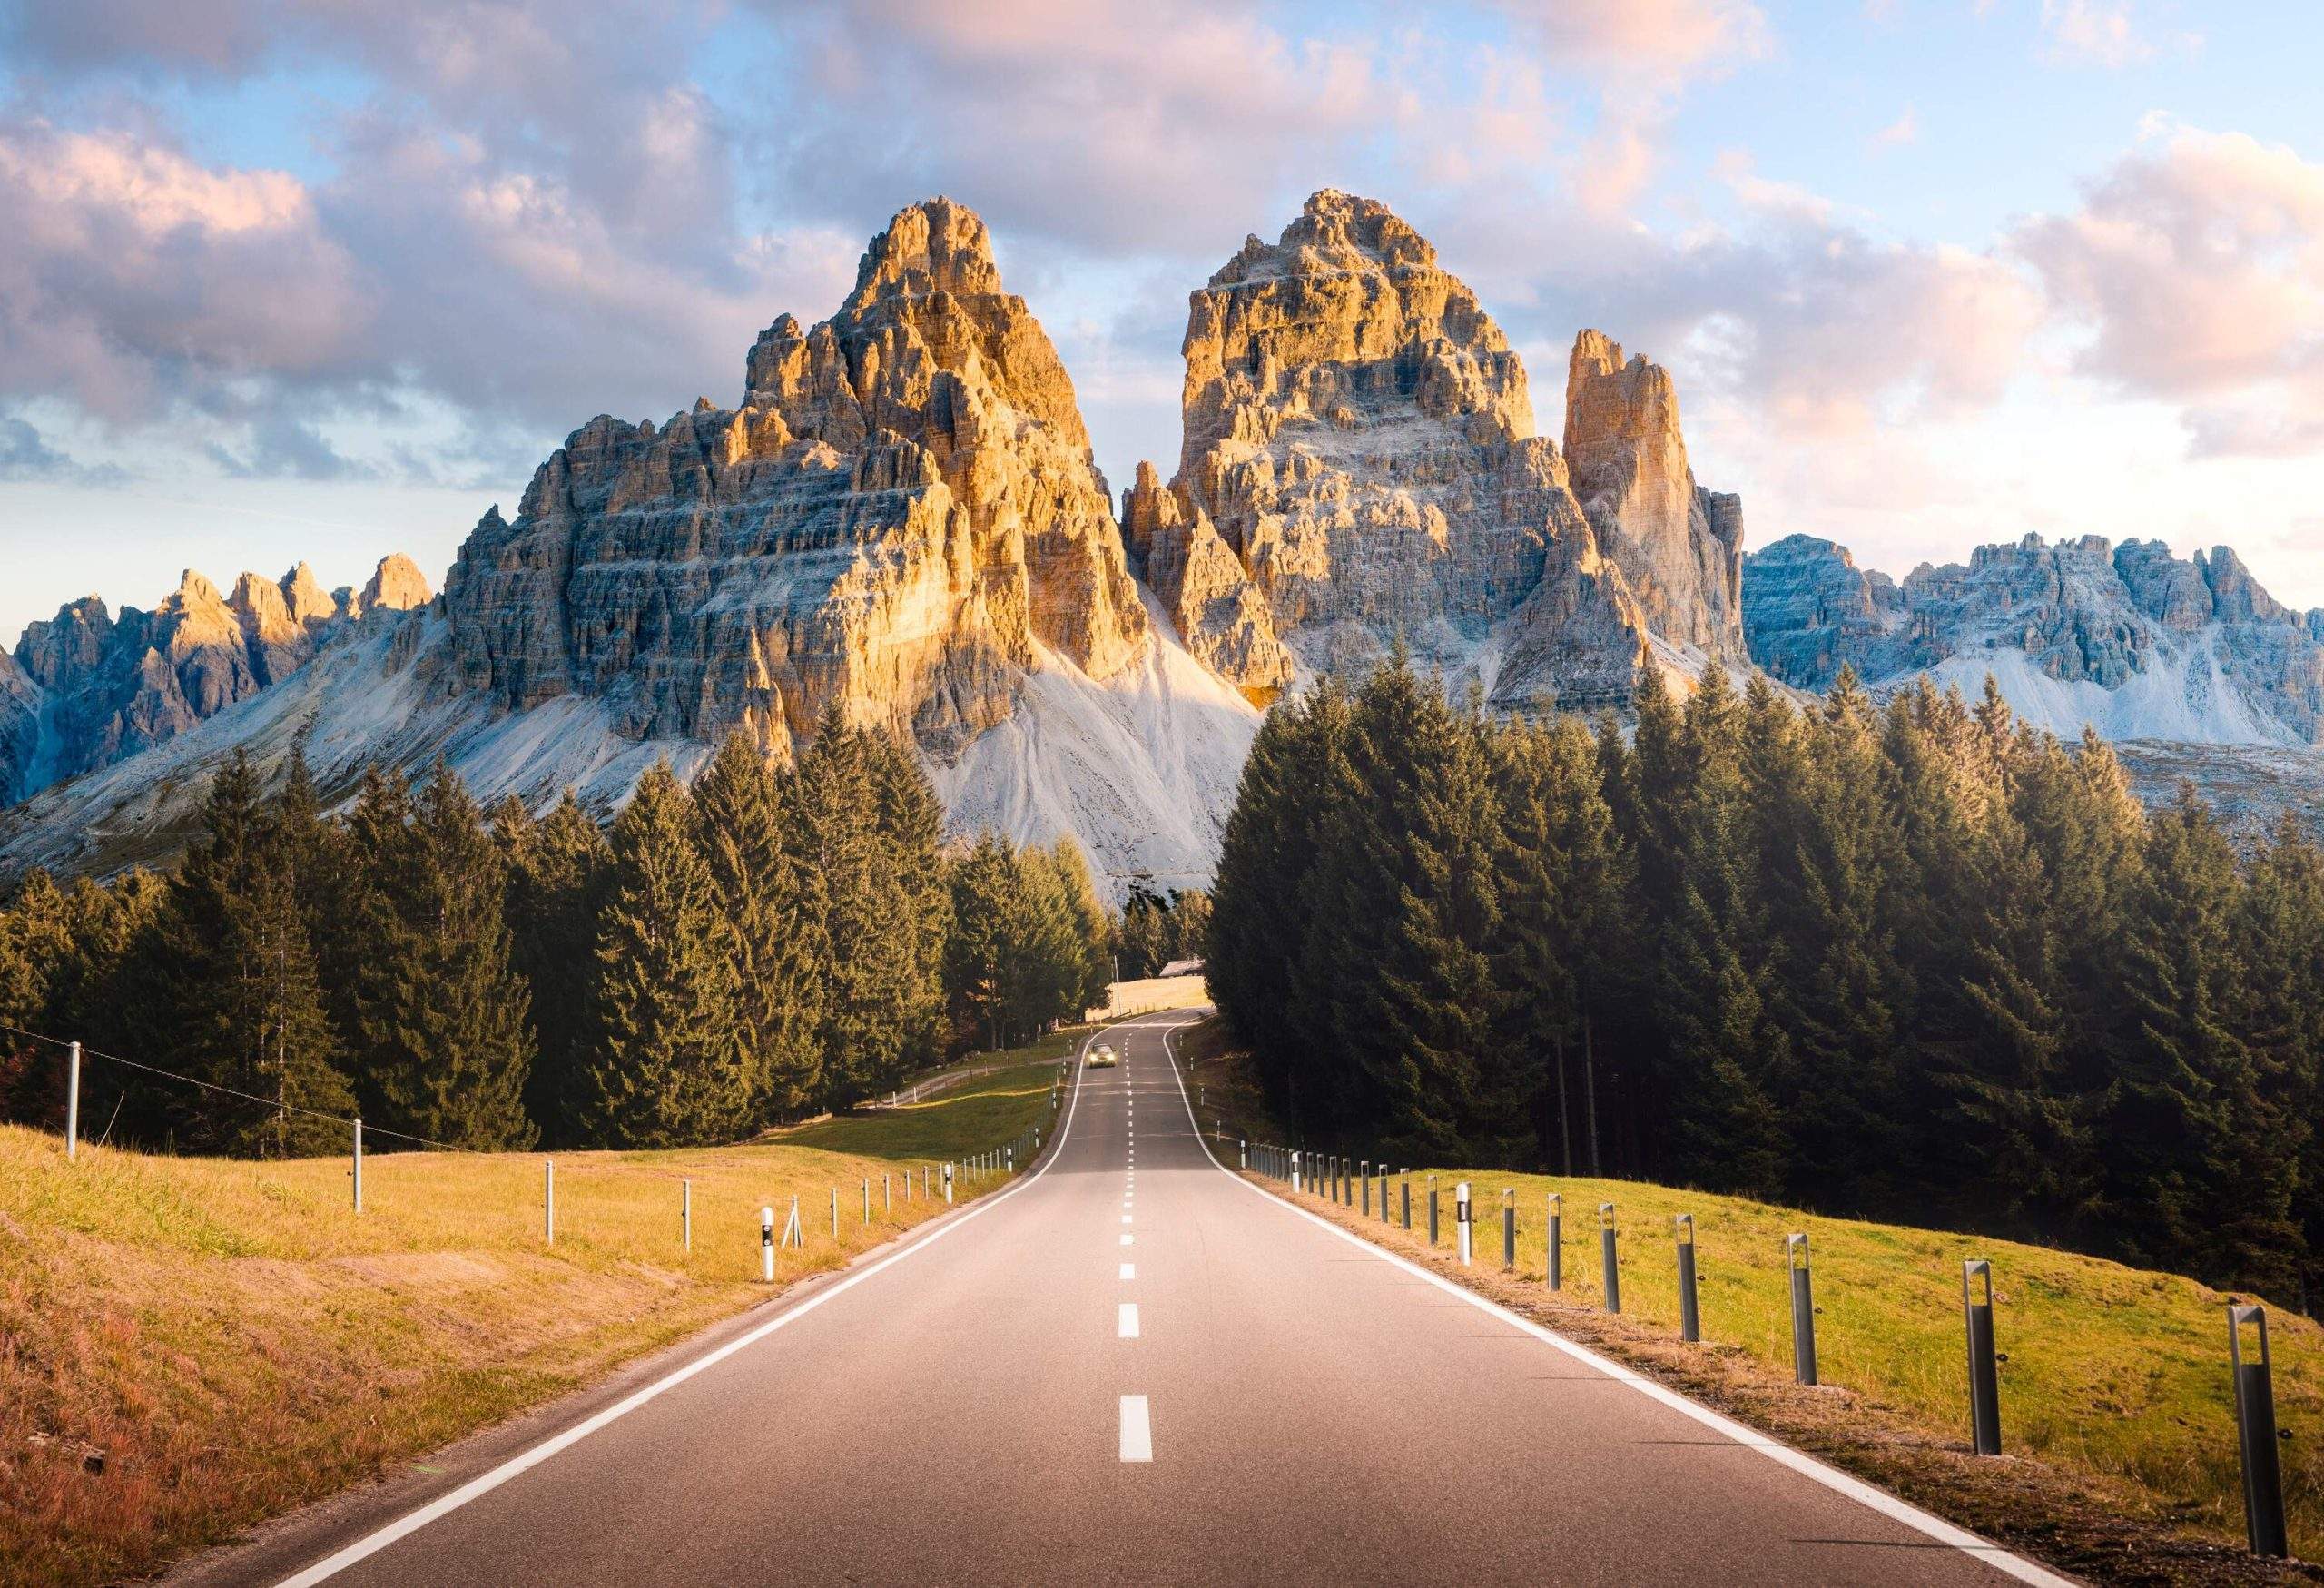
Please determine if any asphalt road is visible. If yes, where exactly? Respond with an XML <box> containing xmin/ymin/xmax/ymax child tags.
<box><xmin>191</xmin><ymin>1009</ymin><xmax>2073</xmax><ymax>1587</ymax></box>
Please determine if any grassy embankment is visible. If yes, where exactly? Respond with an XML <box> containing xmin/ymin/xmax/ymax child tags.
<box><xmin>0</xmin><ymin>1030</ymin><xmax>1080</xmax><ymax>1588</ymax></box>
<box><xmin>1175</xmin><ymin>1018</ymin><xmax>2324</xmax><ymax>1583</ymax></box>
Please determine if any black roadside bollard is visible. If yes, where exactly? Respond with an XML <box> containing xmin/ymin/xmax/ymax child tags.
<box><xmin>1429</xmin><ymin>1177</ymin><xmax>1441</xmax><ymax>1246</ymax></box>
<box><xmin>1674</xmin><ymin>1214</ymin><xmax>1699</xmax><ymax>1343</ymax></box>
<box><xmin>1361</xmin><ymin>1161</ymin><xmax>1371</xmax><ymax>1217</ymax></box>
<box><xmin>2229</xmin><ymin>1304</ymin><xmax>2290</xmax><ymax>1558</ymax></box>
<box><xmin>1547</xmin><ymin>1193</ymin><xmax>1562</xmax><ymax>1291</ymax></box>
<box><xmin>1600</xmin><ymin>1203</ymin><xmax>1620</xmax><ymax>1314</ymax></box>
<box><xmin>1402</xmin><ymin>1171</ymin><xmax>1412</xmax><ymax>1231</ymax></box>
<box><xmin>1502</xmin><ymin>1189</ymin><xmax>1516</xmax><ymax>1270</ymax></box>
<box><xmin>1962</xmin><ymin>1259</ymin><xmax>2002</xmax><ymax>1455</ymax></box>
<box><xmin>1787</xmin><ymin>1234</ymin><xmax>1818</xmax><ymax>1386</ymax></box>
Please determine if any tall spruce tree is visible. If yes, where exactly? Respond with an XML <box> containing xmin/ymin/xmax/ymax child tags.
<box><xmin>694</xmin><ymin>733</ymin><xmax>824</xmax><ymax>1119</ymax></box>
<box><xmin>2240</xmin><ymin>814</ymin><xmax>2324</xmax><ymax>1302</ymax></box>
<box><xmin>350</xmin><ymin>764</ymin><xmax>537</xmax><ymax>1149</ymax></box>
<box><xmin>786</xmin><ymin>712</ymin><xmax>920</xmax><ymax>1108</ymax></box>
<box><xmin>1298</xmin><ymin>661</ymin><xmax>1503</xmax><ymax>1158</ymax></box>
<box><xmin>497</xmin><ymin>792</ymin><xmax>613</xmax><ymax>1145</ymax></box>
<box><xmin>582</xmin><ymin>763</ymin><xmax>752</xmax><ymax>1148</ymax></box>
<box><xmin>1657</xmin><ymin>667</ymin><xmax>1789</xmax><ymax>1197</ymax></box>
<box><xmin>2106</xmin><ymin>789</ymin><xmax>2293</xmax><ymax>1287</ymax></box>
<box><xmin>143</xmin><ymin>751</ymin><xmax>354</xmax><ymax>1155</ymax></box>
<box><xmin>866</xmin><ymin>730</ymin><xmax>952</xmax><ymax>1073</ymax></box>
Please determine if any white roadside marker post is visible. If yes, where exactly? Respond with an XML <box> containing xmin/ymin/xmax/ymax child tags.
<box><xmin>352</xmin><ymin>1118</ymin><xmax>363</xmax><ymax>1213</ymax></box>
<box><xmin>64</xmin><ymin>1041</ymin><xmax>81</xmax><ymax>1160</ymax></box>
<box><xmin>943</xmin><ymin>1162</ymin><xmax>954</xmax><ymax>1205</ymax></box>
<box><xmin>761</xmin><ymin>1206</ymin><xmax>774</xmax><ymax>1282</ymax></box>
<box><xmin>831</xmin><ymin>1187</ymin><xmax>839</xmax><ymax>1238</ymax></box>
<box><xmin>682</xmin><ymin>1179</ymin><xmax>692</xmax><ymax>1251</ymax></box>
<box><xmin>545</xmin><ymin>1159</ymin><xmax>556</xmax><ymax>1244</ymax></box>
<box><xmin>1456</xmin><ymin>1181</ymin><xmax>1472</xmax><ymax>1267</ymax></box>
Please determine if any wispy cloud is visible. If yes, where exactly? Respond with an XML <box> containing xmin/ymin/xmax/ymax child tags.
<box><xmin>1875</xmin><ymin>105</ymin><xmax>1920</xmax><ymax>147</ymax></box>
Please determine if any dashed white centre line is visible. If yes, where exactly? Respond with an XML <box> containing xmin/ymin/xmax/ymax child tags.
<box><xmin>1118</xmin><ymin>1303</ymin><xmax>1140</xmax><ymax>1338</ymax></box>
<box><xmin>1119</xmin><ymin>1396</ymin><xmax>1152</xmax><ymax>1462</ymax></box>
<box><xmin>1120</xmin><ymin>1263</ymin><xmax>1135</xmax><ymax>1279</ymax></box>
<box><xmin>1120</xmin><ymin>1234</ymin><xmax>1133</xmax><ymax>1246</ymax></box>
<box><xmin>1121</xmin><ymin>1214</ymin><xmax>1133</xmax><ymax>1224</ymax></box>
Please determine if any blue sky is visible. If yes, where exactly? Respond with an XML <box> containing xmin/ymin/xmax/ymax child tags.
<box><xmin>2</xmin><ymin>0</ymin><xmax>2319</xmax><ymax>639</ymax></box>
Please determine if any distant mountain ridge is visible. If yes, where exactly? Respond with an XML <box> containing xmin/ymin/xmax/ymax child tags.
<box><xmin>0</xmin><ymin>557</ymin><xmax>431</xmax><ymax>804</ymax></box>
<box><xmin>1744</xmin><ymin>531</ymin><xmax>2324</xmax><ymax>746</ymax></box>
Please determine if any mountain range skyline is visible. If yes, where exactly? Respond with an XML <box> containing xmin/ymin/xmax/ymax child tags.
<box><xmin>4</xmin><ymin>0</ymin><xmax>2321</xmax><ymax>640</ymax></box>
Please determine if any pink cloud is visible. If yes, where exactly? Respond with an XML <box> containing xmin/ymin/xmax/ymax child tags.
<box><xmin>0</xmin><ymin>120</ymin><xmax>369</xmax><ymax>421</ymax></box>
<box><xmin>1492</xmin><ymin>0</ymin><xmax>1769</xmax><ymax>81</ymax></box>
<box><xmin>2013</xmin><ymin>119</ymin><xmax>2324</xmax><ymax>452</ymax></box>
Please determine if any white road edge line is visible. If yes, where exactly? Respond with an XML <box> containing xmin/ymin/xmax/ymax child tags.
<box><xmin>1158</xmin><ymin>1020</ymin><xmax>2079</xmax><ymax>1588</ymax></box>
<box><xmin>273</xmin><ymin>1013</ymin><xmax>1165</xmax><ymax>1587</ymax></box>
<box><xmin>1118</xmin><ymin>1395</ymin><xmax>1153</xmax><ymax>1462</ymax></box>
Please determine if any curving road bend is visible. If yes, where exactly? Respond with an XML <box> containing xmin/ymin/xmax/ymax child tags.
<box><xmin>186</xmin><ymin>1008</ymin><xmax>2072</xmax><ymax>1587</ymax></box>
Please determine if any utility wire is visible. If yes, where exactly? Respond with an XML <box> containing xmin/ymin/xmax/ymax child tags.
<box><xmin>0</xmin><ymin>1020</ymin><xmax>471</xmax><ymax>1152</ymax></box>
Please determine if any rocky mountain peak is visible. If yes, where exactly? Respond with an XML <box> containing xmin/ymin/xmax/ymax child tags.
<box><xmin>441</xmin><ymin>195</ymin><xmax>1145</xmax><ymax>764</ymax></box>
<box><xmin>1561</xmin><ymin>330</ymin><xmax>1745</xmax><ymax>661</ymax></box>
<box><xmin>282</xmin><ymin>562</ymin><xmax>337</xmax><ymax>628</ymax></box>
<box><xmin>1179</xmin><ymin>189</ymin><xmax>1531</xmax><ymax>475</ymax></box>
<box><xmin>851</xmin><ymin>195</ymin><xmax>1006</xmax><ymax>304</ymax></box>
<box><xmin>1209</xmin><ymin>188</ymin><xmax>1439</xmax><ymax>286</ymax></box>
<box><xmin>357</xmin><ymin>554</ymin><xmax>434</xmax><ymax>617</ymax></box>
<box><xmin>745</xmin><ymin>196</ymin><xmax>1095</xmax><ymax>458</ymax></box>
<box><xmin>1128</xmin><ymin>192</ymin><xmax>1706</xmax><ymax>711</ymax></box>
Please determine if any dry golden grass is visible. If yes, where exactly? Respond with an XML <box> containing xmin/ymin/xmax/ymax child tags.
<box><xmin>0</xmin><ymin>1057</ymin><xmax>1064</xmax><ymax>1588</ymax></box>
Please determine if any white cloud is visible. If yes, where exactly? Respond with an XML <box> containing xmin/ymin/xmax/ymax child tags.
<box><xmin>2035</xmin><ymin>0</ymin><xmax>2198</xmax><ymax>68</ymax></box>
<box><xmin>2012</xmin><ymin>119</ymin><xmax>2324</xmax><ymax>454</ymax></box>
<box><xmin>1875</xmin><ymin>105</ymin><xmax>1919</xmax><ymax>147</ymax></box>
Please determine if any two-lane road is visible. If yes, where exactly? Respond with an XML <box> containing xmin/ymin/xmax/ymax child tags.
<box><xmin>200</xmin><ymin>1010</ymin><xmax>2071</xmax><ymax>1586</ymax></box>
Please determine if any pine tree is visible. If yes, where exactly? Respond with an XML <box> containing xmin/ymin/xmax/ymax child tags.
<box><xmin>1749</xmin><ymin>673</ymin><xmax>1908</xmax><ymax>1209</ymax></box>
<box><xmin>1658</xmin><ymin>667</ymin><xmax>1790</xmax><ymax>1197</ymax></box>
<box><xmin>497</xmin><ymin>792</ymin><xmax>613</xmax><ymax>1145</ymax></box>
<box><xmin>694</xmin><ymin>732</ymin><xmax>824</xmax><ymax>1118</ymax></box>
<box><xmin>351</xmin><ymin>764</ymin><xmax>537</xmax><ymax>1149</ymax></box>
<box><xmin>945</xmin><ymin>835</ymin><xmax>1028</xmax><ymax>1050</ymax></box>
<box><xmin>1117</xmin><ymin>886</ymin><xmax>1172</xmax><ymax>980</ymax></box>
<box><xmin>1043</xmin><ymin>839</ymin><xmax>1115</xmax><ymax>1018</ymax></box>
<box><xmin>142</xmin><ymin>752</ymin><xmax>354</xmax><ymax>1155</ymax></box>
<box><xmin>1298</xmin><ymin>661</ymin><xmax>1503</xmax><ymax>1158</ymax></box>
<box><xmin>1208</xmin><ymin>680</ymin><xmax>1354</xmax><ymax>1127</ymax></box>
<box><xmin>2240</xmin><ymin>815</ymin><xmax>2324</xmax><ymax>1302</ymax></box>
<box><xmin>866</xmin><ymin>730</ymin><xmax>953</xmax><ymax>1073</ymax></box>
<box><xmin>785</xmin><ymin>712</ymin><xmax>939</xmax><ymax>1107</ymax></box>
<box><xmin>2104</xmin><ymin>788</ymin><xmax>2288</xmax><ymax>1287</ymax></box>
<box><xmin>582</xmin><ymin>764</ymin><xmax>752</xmax><ymax>1148</ymax></box>
<box><xmin>1166</xmin><ymin>889</ymin><xmax>1211</xmax><ymax>965</ymax></box>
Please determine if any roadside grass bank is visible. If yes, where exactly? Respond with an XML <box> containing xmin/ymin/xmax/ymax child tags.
<box><xmin>0</xmin><ymin>1054</ymin><xmax>1069</xmax><ymax>1588</ymax></box>
<box><xmin>1177</xmin><ymin>1020</ymin><xmax>2324</xmax><ymax>1584</ymax></box>
<box><xmin>1095</xmin><ymin>972</ymin><xmax>1211</xmax><ymax>1021</ymax></box>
